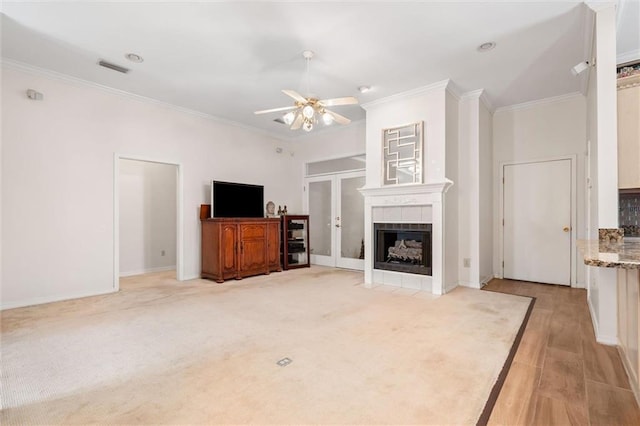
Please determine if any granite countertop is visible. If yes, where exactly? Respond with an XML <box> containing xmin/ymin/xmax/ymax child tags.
<box><xmin>578</xmin><ymin>239</ymin><xmax>640</xmax><ymax>269</ymax></box>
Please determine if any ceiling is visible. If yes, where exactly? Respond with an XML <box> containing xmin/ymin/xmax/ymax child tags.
<box><xmin>1</xmin><ymin>1</ymin><xmax>637</xmax><ymax>139</ymax></box>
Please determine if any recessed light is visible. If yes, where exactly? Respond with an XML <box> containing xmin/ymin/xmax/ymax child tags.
<box><xmin>477</xmin><ymin>42</ymin><xmax>496</xmax><ymax>52</ymax></box>
<box><xmin>125</xmin><ymin>53</ymin><xmax>144</xmax><ymax>63</ymax></box>
<box><xmin>358</xmin><ymin>86</ymin><xmax>371</xmax><ymax>93</ymax></box>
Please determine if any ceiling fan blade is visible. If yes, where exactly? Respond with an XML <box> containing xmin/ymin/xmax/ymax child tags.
<box><xmin>319</xmin><ymin>96</ymin><xmax>359</xmax><ymax>107</ymax></box>
<box><xmin>254</xmin><ymin>105</ymin><xmax>297</xmax><ymax>115</ymax></box>
<box><xmin>326</xmin><ymin>109</ymin><xmax>351</xmax><ymax>125</ymax></box>
<box><xmin>282</xmin><ymin>89</ymin><xmax>308</xmax><ymax>104</ymax></box>
<box><xmin>290</xmin><ymin>112</ymin><xmax>304</xmax><ymax>130</ymax></box>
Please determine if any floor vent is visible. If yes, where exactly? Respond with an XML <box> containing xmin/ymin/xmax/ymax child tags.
<box><xmin>277</xmin><ymin>357</ymin><xmax>292</xmax><ymax>367</ymax></box>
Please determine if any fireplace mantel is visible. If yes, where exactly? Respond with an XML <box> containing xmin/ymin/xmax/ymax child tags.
<box><xmin>358</xmin><ymin>180</ymin><xmax>453</xmax><ymax>199</ymax></box>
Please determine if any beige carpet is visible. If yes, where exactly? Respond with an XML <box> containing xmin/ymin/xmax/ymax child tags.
<box><xmin>1</xmin><ymin>267</ymin><xmax>531</xmax><ymax>425</ymax></box>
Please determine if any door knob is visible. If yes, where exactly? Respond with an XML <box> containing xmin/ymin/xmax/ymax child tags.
<box><xmin>563</xmin><ymin>226</ymin><xmax>570</xmax><ymax>232</ymax></box>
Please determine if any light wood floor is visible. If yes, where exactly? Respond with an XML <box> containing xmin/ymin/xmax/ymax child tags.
<box><xmin>485</xmin><ymin>278</ymin><xmax>640</xmax><ymax>425</ymax></box>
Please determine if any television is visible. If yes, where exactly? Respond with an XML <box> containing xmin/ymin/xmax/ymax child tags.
<box><xmin>211</xmin><ymin>180</ymin><xmax>264</xmax><ymax>218</ymax></box>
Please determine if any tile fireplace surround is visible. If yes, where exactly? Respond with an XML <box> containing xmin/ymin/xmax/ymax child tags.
<box><xmin>359</xmin><ymin>181</ymin><xmax>453</xmax><ymax>295</ymax></box>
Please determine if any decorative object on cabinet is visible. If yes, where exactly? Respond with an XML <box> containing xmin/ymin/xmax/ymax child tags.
<box><xmin>201</xmin><ymin>217</ymin><xmax>281</xmax><ymax>282</ymax></box>
<box><xmin>266</xmin><ymin>201</ymin><xmax>276</xmax><ymax>217</ymax></box>
<box><xmin>281</xmin><ymin>215</ymin><xmax>310</xmax><ymax>269</ymax></box>
<box><xmin>200</xmin><ymin>204</ymin><xmax>211</xmax><ymax>220</ymax></box>
<box><xmin>382</xmin><ymin>121</ymin><xmax>423</xmax><ymax>186</ymax></box>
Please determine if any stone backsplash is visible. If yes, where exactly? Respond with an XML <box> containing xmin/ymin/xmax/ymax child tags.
<box><xmin>599</xmin><ymin>228</ymin><xmax>624</xmax><ymax>243</ymax></box>
<box><xmin>620</xmin><ymin>192</ymin><xmax>640</xmax><ymax>237</ymax></box>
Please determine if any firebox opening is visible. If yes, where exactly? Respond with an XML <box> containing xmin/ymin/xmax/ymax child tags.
<box><xmin>374</xmin><ymin>223</ymin><xmax>432</xmax><ymax>276</ymax></box>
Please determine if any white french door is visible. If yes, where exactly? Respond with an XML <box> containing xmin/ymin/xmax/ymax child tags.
<box><xmin>503</xmin><ymin>158</ymin><xmax>573</xmax><ymax>285</ymax></box>
<box><xmin>304</xmin><ymin>171</ymin><xmax>365</xmax><ymax>270</ymax></box>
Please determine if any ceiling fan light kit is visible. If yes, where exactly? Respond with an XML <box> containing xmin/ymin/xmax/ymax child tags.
<box><xmin>283</xmin><ymin>111</ymin><xmax>296</xmax><ymax>125</ymax></box>
<box><xmin>254</xmin><ymin>50</ymin><xmax>359</xmax><ymax>132</ymax></box>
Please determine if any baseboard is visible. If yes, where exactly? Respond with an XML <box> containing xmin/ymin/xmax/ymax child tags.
<box><xmin>617</xmin><ymin>345</ymin><xmax>640</xmax><ymax>407</ymax></box>
<box><xmin>182</xmin><ymin>274</ymin><xmax>200</xmax><ymax>281</ymax></box>
<box><xmin>1</xmin><ymin>288</ymin><xmax>117</xmax><ymax>311</ymax></box>
<box><xmin>457</xmin><ymin>280</ymin><xmax>480</xmax><ymax>289</ymax></box>
<box><xmin>444</xmin><ymin>282</ymin><xmax>459</xmax><ymax>293</ymax></box>
<box><xmin>573</xmin><ymin>281</ymin><xmax>586</xmax><ymax>289</ymax></box>
<box><xmin>480</xmin><ymin>274</ymin><xmax>493</xmax><ymax>287</ymax></box>
<box><xmin>119</xmin><ymin>265</ymin><xmax>176</xmax><ymax>277</ymax></box>
<box><xmin>459</xmin><ymin>275</ymin><xmax>494</xmax><ymax>289</ymax></box>
<box><xmin>587</xmin><ymin>296</ymin><xmax>618</xmax><ymax>346</ymax></box>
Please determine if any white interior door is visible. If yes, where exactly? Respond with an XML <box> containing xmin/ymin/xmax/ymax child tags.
<box><xmin>503</xmin><ymin>159</ymin><xmax>572</xmax><ymax>285</ymax></box>
<box><xmin>305</xmin><ymin>171</ymin><xmax>365</xmax><ymax>270</ymax></box>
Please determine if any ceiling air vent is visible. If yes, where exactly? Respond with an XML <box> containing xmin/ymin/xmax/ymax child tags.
<box><xmin>98</xmin><ymin>60</ymin><xmax>130</xmax><ymax>74</ymax></box>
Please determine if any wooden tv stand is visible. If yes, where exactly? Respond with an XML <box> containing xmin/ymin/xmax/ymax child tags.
<box><xmin>201</xmin><ymin>217</ymin><xmax>281</xmax><ymax>283</ymax></box>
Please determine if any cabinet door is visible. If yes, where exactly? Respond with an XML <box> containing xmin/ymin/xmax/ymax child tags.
<box><xmin>618</xmin><ymin>85</ymin><xmax>640</xmax><ymax>189</ymax></box>
<box><xmin>239</xmin><ymin>224</ymin><xmax>267</xmax><ymax>273</ymax></box>
<box><xmin>628</xmin><ymin>269</ymin><xmax>639</xmax><ymax>382</ymax></box>
<box><xmin>267</xmin><ymin>222</ymin><xmax>281</xmax><ymax>271</ymax></box>
<box><xmin>220</xmin><ymin>224</ymin><xmax>238</xmax><ymax>276</ymax></box>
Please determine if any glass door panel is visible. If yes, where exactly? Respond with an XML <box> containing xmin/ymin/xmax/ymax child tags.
<box><xmin>307</xmin><ymin>178</ymin><xmax>335</xmax><ymax>266</ymax></box>
<box><xmin>337</xmin><ymin>174</ymin><xmax>365</xmax><ymax>270</ymax></box>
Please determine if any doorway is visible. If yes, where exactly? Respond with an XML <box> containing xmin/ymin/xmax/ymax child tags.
<box><xmin>502</xmin><ymin>158</ymin><xmax>575</xmax><ymax>285</ymax></box>
<box><xmin>305</xmin><ymin>170</ymin><xmax>365</xmax><ymax>270</ymax></box>
<box><xmin>114</xmin><ymin>155</ymin><xmax>183</xmax><ymax>290</ymax></box>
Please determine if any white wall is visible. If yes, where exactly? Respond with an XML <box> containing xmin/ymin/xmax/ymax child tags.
<box><xmin>493</xmin><ymin>94</ymin><xmax>587</xmax><ymax>286</ymax></box>
<box><xmin>362</xmin><ymin>84</ymin><xmax>448</xmax><ymax>188</ymax></box>
<box><xmin>458</xmin><ymin>92</ymin><xmax>494</xmax><ymax>289</ymax></box>
<box><xmin>586</xmin><ymin>3</ymin><xmax>620</xmax><ymax>345</ymax></box>
<box><xmin>119</xmin><ymin>159</ymin><xmax>177</xmax><ymax>276</ymax></box>
<box><xmin>444</xmin><ymin>91</ymin><xmax>459</xmax><ymax>292</ymax></box>
<box><xmin>457</xmin><ymin>97</ymin><xmax>476</xmax><ymax>287</ymax></box>
<box><xmin>1</xmin><ymin>65</ymin><xmax>297</xmax><ymax>309</ymax></box>
<box><xmin>295</xmin><ymin>121</ymin><xmax>366</xmax><ymax>168</ymax></box>
<box><xmin>587</xmin><ymin>27</ymin><xmax>600</xmax><ymax>326</ymax></box>
<box><xmin>478</xmin><ymin>101</ymin><xmax>493</xmax><ymax>284</ymax></box>
<box><xmin>294</xmin><ymin>120</ymin><xmax>366</xmax><ymax>213</ymax></box>
<box><xmin>594</xmin><ymin>4</ymin><xmax>619</xmax><ymax>227</ymax></box>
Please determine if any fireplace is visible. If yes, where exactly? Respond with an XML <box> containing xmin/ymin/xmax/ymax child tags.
<box><xmin>374</xmin><ymin>223</ymin><xmax>432</xmax><ymax>276</ymax></box>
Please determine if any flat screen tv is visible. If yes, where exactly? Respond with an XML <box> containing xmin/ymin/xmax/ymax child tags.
<box><xmin>211</xmin><ymin>180</ymin><xmax>264</xmax><ymax>218</ymax></box>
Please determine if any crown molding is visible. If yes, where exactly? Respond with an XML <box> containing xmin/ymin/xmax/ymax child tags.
<box><xmin>1</xmin><ymin>58</ymin><xmax>293</xmax><ymax>143</ymax></box>
<box><xmin>586</xmin><ymin>2</ymin><xmax>616</xmax><ymax>13</ymax></box>
<box><xmin>361</xmin><ymin>79</ymin><xmax>450</xmax><ymax>110</ymax></box>
<box><xmin>479</xmin><ymin>91</ymin><xmax>494</xmax><ymax>113</ymax></box>
<box><xmin>494</xmin><ymin>92</ymin><xmax>584</xmax><ymax>114</ymax></box>
<box><xmin>445</xmin><ymin>80</ymin><xmax>463</xmax><ymax>101</ymax></box>
<box><xmin>459</xmin><ymin>89</ymin><xmax>495</xmax><ymax>113</ymax></box>
<box><xmin>460</xmin><ymin>89</ymin><xmax>484</xmax><ymax>101</ymax></box>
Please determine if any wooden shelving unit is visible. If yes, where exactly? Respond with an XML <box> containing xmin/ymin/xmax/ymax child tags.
<box><xmin>281</xmin><ymin>215</ymin><xmax>310</xmax><ymax>270</ymax></box>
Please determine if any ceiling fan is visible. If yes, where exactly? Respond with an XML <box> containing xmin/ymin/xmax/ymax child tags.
<box><xmin>254</xmin><ymin>50</ymin><xmax>359</xmax><ymax>132</ymax></box>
